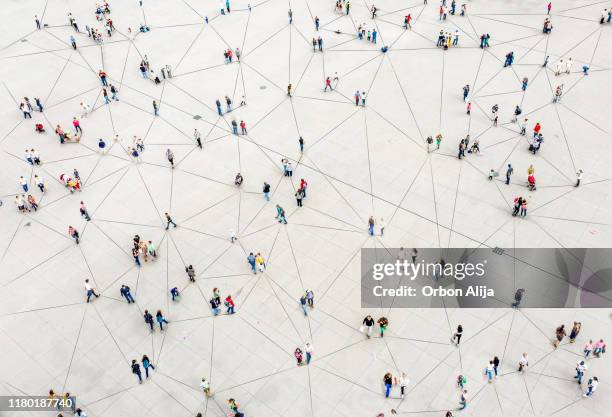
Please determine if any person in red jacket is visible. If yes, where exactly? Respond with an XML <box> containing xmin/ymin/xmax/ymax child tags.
<box><xmin>239</xmin><ymin>120</ymin><xmax>247</xmax><ymax>135</ymax></box>
<box><xmin>533</xmin><ymin>122</ymin><xmax>541</xmax><ymax>138</ymax></box>
<box><xmin>225</xmin><ymin>295</ymin><xmax>235</xmax><ymax>314</ymax></box>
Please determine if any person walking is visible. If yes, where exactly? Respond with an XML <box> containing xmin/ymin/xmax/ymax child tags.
<box><xmin>142</xmin><ymin>355</ymin><xmax>155</xmax><ymax>378</ymax></box>
<box><xmin>144</xmin><ymin>310</ymin><xmax>154</xmax><ymax>331</ymax></box>
<box><xmin>512</xmin><ymin>288</ymin><xmax>525</xmax><ymax>308</ymax></box>
<box><xmin>165</xmin><ymin>212</ymin><xmax>177</xmax><ymax>229</ymax></box>
<box><xmin>152</xmin><ymin>100</ymin><xmax>159</xmax><ymax>116</ymax></box>
<box><xmin>79</xmin><ymin>201</ymin><xmax>91</xmax><ymax>221</ymax></box>
<box><xmin>368</xmin><ymin>216</ymin><xmax>375</xmax><ymax>236</ymax></box>
<box><xmin>361</xmin><ymin>315</ymin><xmax>375</xmax><ymax>338</ymax></box>
<box><xmin>120</xmin><ymin>285</ymin><xmax>135</xmax><ymax>303</ymax></box>
<box><xmin>299</xmin><ymin>136</ymin><xmax>304</xmax><ymax>152</ymax></box>
<box><xmin>518</xmin><ymin>352</ymin><xmax>529</xmax><ymax>372</ymax></box>
<box><xmin>193</xmin><ymin>129</ymin><xmax>202</xmax><ymax>148</ymax></box>
<box><xmin>383</xmin><ymin>372</ymin><xmax>393</xmax><ymax>397</ymax></box>
<box><xmin>131</xmin><ymin>360</ymin><xmax>143</xmax><ymax>383</ymax></box>
<box><xmin>84</xmin><ymin>279</ymin><xmax>100</xmax><ymax>302</ymax></box>
<box><xmin>68</xmin><ymin>226</ymin><xmax>80</xmax><ymax>244</ymax></box>
<box><xmin>575</xmin><ymin>169</ymin><xmax>583</xmax><ymax>187</ymax></box>
<box><xmin>459</xmin><ymin>389</ymin><xmax>468</xmax><ymax>409</ymax></box>
<box><xmin>185</xmin><ymin>265</ymin><xmax>196</xmax><ymax>282</ymax></box>
<box><xmin>584</xmin><ymin>377</ymin><xmax>598</xmax><ymax>397</ymax></box>
<box><xmin>452</xmin><ymin>324</ymin><xmax>463</xmax><ymax>345</ymax></box>
<box><xmin>275</xmin><ymin>204</ymin><xmax>287</xmax><ymax>224</ymax></box>
<box><xmin>156</xmin><ymin>310</ymin><xmax>169</xmax><ymax>330</ymax></box>
<box><xmin>165</xmin><ymin>148</ymin><xmax>175</xmax><ymax>168</ymax></box>
<box><xmin>200</xmin><ymin>378</ymin><xmax>211</xmax><ymax>396</ymax></box>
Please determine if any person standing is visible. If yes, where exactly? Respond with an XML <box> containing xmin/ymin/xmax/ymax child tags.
<box><xmin>225</xmin><ymin>295</ymin><xmax>235</xmax><ymax>314</ymax></box>
<box><xmin>584</xmin><ymin>340</ymin><xmax>594</xmax><ymax>358</ymax></box>
<box><xmin>165</xmin><ymin>212</ymin><xmax>177</xmax><ymax>229</ymax></box>
<box><xmin>368</xmin><ymin>216</ymin><xmax>375</xmax><ymax>236</ymax></box>
<box><xmin>70</xmin><ymin>35</ymin><xmax>77</xmax><ymax>49</ymax></box>
<box><xmin>142</xmin><ymin>355</ymin><xmax>155</xmax><ymax>378</ymax></box>
<box><xmin>263</xmin><ymin>182</ymin><xmax>270</xmax><ymax>201</ymax></box>
<box><xmin>485</xmin><ymin>361</ymin><xmax>495</xmax><ymax>382</ymax></box>
<box><xmin>575</xmin><ymin>360</ymin><xmax>587</xmax><ymax>384</ymax></box>
<box><xmin>19</xmin><ymin>176</ymin><xmax>28</xmax><ymax>193</ymax></box>
<box><xmin>299</xmin><ymin>136</ymin><xmax>304</xmax><ymax>152</ymax></box>
<box><xmin>306</xmin><ymin>289</ymin><xmax>314</xmax><ymax>308</ymax></box>
<box><xmin>569</xmin><ymin>321</ymin><xmax>581</xmax><ymax>343</ymax></box>
<box><xmin>35</xmin><ymin>15</ymin><xmax>41</xmax><ymax>29</ymax></box>
<box><xmin>132</xmin><ymin>360</ymin><xmax>143</xmax><ymax>383</ymax></box>
<box><xmin>295</xmin><ymin>188</ymin><xmax>304</xmax><ymax>206</ymax></box>
<box><xmin>193</xmin><ymin>129</ymin><xmax>202</xmax><ymax>148</ymax></box>
<box><xmin>295</xmin><ymin>347</ymin><xmax>304</xmax><ymax>365</ymax></box>
<box><xmin>377</xmin><ymin>316</ymin><xmax>388</xmax><ymax>337</ymax></box>
<box><xmin>247</xmin><ymin>252</ymin><xmax>257</xmax><ymax>274</ymax></box>
<box><xmin>505</xmin><ymin>164</ymin><xmax>513</xmax><ymax>185</ymax></box>
<box><xmin>152</xmin><ymin>100</ymin><xmax>159</xmax><ymax>116</ymax></box>
<box><xmin>553</xmin><ymin>324</ymin><xmax>566</xmax><ymax>347</ymax></box>
<box><xmin>299</xmin><ymin>294</ymin><xmax>308</xmax><ymax>316</ymax></box>
<box><xmin>304</xmin><ymin>342</ymin><xmax>314</xmax><ymax>364</ymax></box>
<box><xmin>398</xmin><ymin>372</ymin><xmax>408</xmax><ymax>399</ymax></box>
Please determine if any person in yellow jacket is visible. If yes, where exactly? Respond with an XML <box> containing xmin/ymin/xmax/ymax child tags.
<box><xmin>255</xmin><ymin>253</ymin><xmax>266</xmax><ymax>272</ymax></box>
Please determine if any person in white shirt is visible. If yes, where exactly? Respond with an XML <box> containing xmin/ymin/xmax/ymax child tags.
<box><xmin>84</xmin><ymin>279</ymin><xmax>100</xmax><ymax>302</ymax></box>
<box><xmin>80</xmin><ymin>101</ymin><xmax>91</xmax><ymax>117</ymax></box>
<box><xmin>199</xmin><ymin>377</ymin><xmax>211</xmax><ymax>396</ymax></box>
<box><xmin>35</xmin><ymin>175</ymin><xmax>45</xmax><ymax>193</ymax></box>
<box><xmin>584</xmin><ymin>376</ymin><xmax>598</xmax><ymax>397</ymax></box>
<box><xmin>398</xmin><ymin>372</ymin><xmax>409</xmax><ymax>398</ymax></box>
<box><xmin>555</xmin><ymin>59</ymin><xmax>563</xmax><ymax>76</ymax></box>
<box><xmin>304</xmin><ymin>342</ymin><xmax>314</xmax><ymax>364</ymax></box>
<box><xmin>565</xmin><ymin>57</ymin><xmax>573</xmax><ymax>74</ymax></box>
<box><xmin>518</xmin><ymin>352</ymin><xmax>529</xmax><ymax>372</ymax></box>
<box><xmin>18</xmin><ymin>176</ymin><xmax>28</xmax><ymax>193</ymax></box>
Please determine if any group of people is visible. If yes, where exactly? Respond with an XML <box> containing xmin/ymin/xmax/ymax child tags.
<box><xmin>436</xmin><ymin>29</ymin><xmax>460</xmax><ymax>49</ymax></box>
<box><xmin>132</xmin><ymin>234</ymin><xmax>158</xmax><ymax>267</ymax></box>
